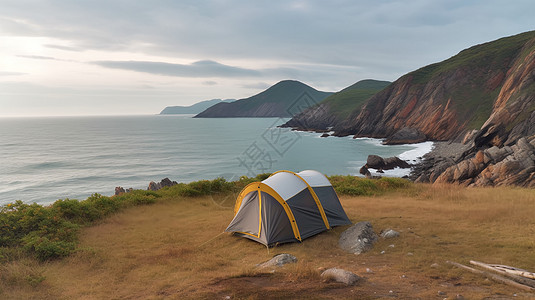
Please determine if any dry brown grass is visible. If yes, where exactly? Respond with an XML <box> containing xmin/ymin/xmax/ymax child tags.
<box><xmin>1</xmin><ymin>184</ymin><xmax>534</xmax><ymax>299</ymax></box>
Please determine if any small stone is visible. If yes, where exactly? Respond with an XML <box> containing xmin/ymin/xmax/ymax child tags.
<box><xmin>407</xmin><ymin>252</ymin><xmax>414</xmax><ymax>256</ymax></box>
<box><xmin>381</xmin><ymin>229</ymin><xmax>401</xmax><ymax>239</ymax></box>
<box><xmin>380</xmin><ymin>250</ymin><xmax>386</xmax><ymax>254</ymax></box>
<box><xmin>339</xmin><ymin>221</ymin><xmax>378</xmax><ymax>254</ymax></box>
<box><xmin>321</xmin><ymin>268</ymin><xmax>361</xmax><ymax>285</ymax></box>
<box><xmin>455</xmin><ymin>294</ymin><xmax>465</xmax><ymax>300</ymax></box>
<box><xmin>431</xmin><ymin>263</ymin><xmax>440</xmax><ymax>268</ymax></box>
<box><xmin>388</xmin><ymin>244</ymin><xmax>395</xmax><ymax>248</ymax></box>
<box><xmin>438</xmin><ymin>291</ymin><xmax>447</xmax><ymax>296</ymax></box>
<box><xmin>256</xmin><ymin>253</ymin><xmax>297</xmax><ymax>269</ymax></box>
<box><xmin>366</xmin><ymin>268</ymin><xmax>373</xmax><ymax>273</ymax></box>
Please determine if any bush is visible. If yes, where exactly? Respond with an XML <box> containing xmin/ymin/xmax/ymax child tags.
<box><xmin>0</xmin><ymin>191</ymin><xmax>160</xmax><ymax>261</ymax></box>
<box><xmin>328</xmin><ymin>175</ymin><xmax>412</xmax><ymax>196</ymax></box>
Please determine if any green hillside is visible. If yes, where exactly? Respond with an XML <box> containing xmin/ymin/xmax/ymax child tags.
<box><xmin>195</xmin><ymin>80</ymin><xmax>333</xmax><ymax>118</ymax></box>
<box><xmin>320</xmin><ymin>79</ymin><xmax>391</xmax><ymax>120</ymax></box>
<box><xmin>407</xmin><ymin>30</ymin><xmax>535</xmax><ymax>129</ymax></box>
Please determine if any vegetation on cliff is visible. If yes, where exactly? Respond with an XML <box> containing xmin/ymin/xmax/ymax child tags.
<box><xmin>282</xmin><ymin>79</ymin><xmax>390</xmax><ymax>131</ymax></box>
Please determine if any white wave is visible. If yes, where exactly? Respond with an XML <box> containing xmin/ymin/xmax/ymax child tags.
<box><xmin>398</xmin><ymin>141</ymin><xmax>434</xmax><ymax>163</ymax></box>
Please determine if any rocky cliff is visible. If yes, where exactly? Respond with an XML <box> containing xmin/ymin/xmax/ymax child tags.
<box><xmin>282</xmin><ymin>79</ymin><xmax>390</xmax><ymax>131</ymax></box>
<box><xmin>194</xmin><ymin>80</ymin><xmax>332</xmax><ymax>118</ymax></box>
<box><xmin>286</xmin><ymin>31</ymin><xmax>535</xmax><ymax>186</ymax></box>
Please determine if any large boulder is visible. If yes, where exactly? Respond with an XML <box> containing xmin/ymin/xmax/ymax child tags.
<box><xmin>338</xmin><ymin>221</ymin><xmax>378</xmax><ymax>254</ymax></box>
<box><xmin>366</xmin><ymin>155</ymin><xmax>411</xmax><ymax>170</ymax></box>
<box><xmin>321</xmin><ymin>268</ymin><xmax>361</xmax><ymax>285</ymax></box>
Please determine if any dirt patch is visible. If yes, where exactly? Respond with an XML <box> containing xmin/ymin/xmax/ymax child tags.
<box><xmin>204</xmin><ymin>273</ymin><xmax>363</xmax><ymax>299</ymax></box>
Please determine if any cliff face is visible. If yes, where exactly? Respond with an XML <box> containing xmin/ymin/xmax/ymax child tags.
<box><xmin>194</xmin><ymin>80</ymin><xmax>332</xmax><ymax>118</ymax></box>
<box><xmin>285</xmin><ymin>31</ymin><xmax>535</xmax><ymax>187</ymax></box>
<box><xmin>335</xmin><ymin>31</ymin><xmax>535</xmax><ymax>145</ymax></box>
<box><xmin>285</xmin><ymin>31</ymin><xmax>535</xmax><ymax>147</ymax></box>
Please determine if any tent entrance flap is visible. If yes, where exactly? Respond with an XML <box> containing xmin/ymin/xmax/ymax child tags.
<box><xmin>225</xmin><ymin>191</ymin><xmax>261</xmax><ymax>238</ymax></box>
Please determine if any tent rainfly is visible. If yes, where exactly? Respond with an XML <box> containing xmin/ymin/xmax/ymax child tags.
<box><xmin>225</xmin><ymin>170</ymin><xmax>351</xmax><ymax>246</ymax></box>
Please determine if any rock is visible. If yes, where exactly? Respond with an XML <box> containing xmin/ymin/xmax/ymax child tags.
<box><xmin>320</xmin><ymin>133</ymin><xmax>330</xmax><ymax>138</ymax></box>
<box><xmin>321</xmin><ymin>268</ymin><xmax>361</xmax><ymax>285</ymax></box>
<box><xmin>148</xmin><ymin>181</ymin><xmax>160</xmax><ymax>191</ymax></box>
<box><xmin>148</xmin><ymin>177</ymin><xmax>178</xmax><ymax>191</ymax></box>
<box><xmin>366</xmin><ymin>155</ymin><xmax>384</xmax><ymax>168</ymax></box>
<box><xmin>359</xmin><ymin>165</ymin><xmax>371</xmax><ymax>178</ymax></box>
<box><xmin>383</xmin><ymin>127</ymin><xmax>427</xmax><ymax>145</ymax></box>
<box><xmin>338</xmin><ymin>221</ymin><xmax>378</xmax><ymax>254</ymax></box>
<box><xmin>366</xmin><ymin>155</ymin><xmax>410</xmax><ymax>170</ymax></box>
<box><xmin>380</xmin><ymin>229</ymin><xmax>400</xmax><ymax>239</ymax></box>
<box><xmin>256</xmin><ymin>253</ymin><xmax>297</xmax><ymax>269</ymax></box>
<box><xmin>114</xmin><ymin>186</ymin><xmax>125</xmax><ymax>195</ymax></box>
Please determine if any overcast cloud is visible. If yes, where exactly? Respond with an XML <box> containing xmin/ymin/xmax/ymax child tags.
<box><xmin>1</xmin><ymin>0</ymin><xmax>534</xmax><ymax>116</ymax></box>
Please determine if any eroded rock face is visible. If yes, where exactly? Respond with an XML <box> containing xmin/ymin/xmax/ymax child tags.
<box><xmin>431</xmin><ymin>135</ymin><xmax>535</xmax><ymax>187</ymax></box>
<box><xmin>338</xmin><ymin>221</ymin><xmax>378</xmax><ymax>254</ymax></box>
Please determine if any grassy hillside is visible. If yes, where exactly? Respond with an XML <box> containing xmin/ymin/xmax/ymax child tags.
<box><xmin>407</xmin><ymin>30</ymin><xmax>535</xmax><ymax>129</ymax></box>
<box><xmin>1</xmin><ymin>178</ymin><xmax>534</xmax><ymax>299</ymax></box>
<box><xmin>321</xmin><ymin>79</ymin><xmax>391</xmax><ymax>120</ymax></box>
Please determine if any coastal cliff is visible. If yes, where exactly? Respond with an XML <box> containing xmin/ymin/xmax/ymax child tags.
<box><xmin>194</xmin><ymin>80</ymin><xmax>332</xmax><ymax>118</ymax></box>
<box><xmin>284</xmin><ymin>31</ymin><xmax>535</xmax><ymax>186</ymax></box>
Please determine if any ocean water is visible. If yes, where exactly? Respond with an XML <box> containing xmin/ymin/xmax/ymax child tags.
<box><xmin>0</xmin><ymin>115</ymin><xmax>432</xmax><ymax>205</ymax></box>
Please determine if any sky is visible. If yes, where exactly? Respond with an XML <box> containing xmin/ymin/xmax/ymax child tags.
<box><xmin>1</xmin><ymin>0</ymin><xmax>534</xmax><ymax>117</ymax></box>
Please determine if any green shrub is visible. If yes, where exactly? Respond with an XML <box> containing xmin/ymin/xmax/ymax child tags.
<box><xmin>328</xmin><ymin>175</ymin><xmax>411</xmax><ymax>196</ymax></box>
<box><xmin>22</xmin><ymin>234</ymin><xmax>76</xmax><ymax>261</ymax></box>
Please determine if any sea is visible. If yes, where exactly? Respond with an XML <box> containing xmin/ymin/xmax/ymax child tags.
<box><xmin>0</xmin><ymin>115</ymin><xmax>432</xmax><ymax>206</ymax></box>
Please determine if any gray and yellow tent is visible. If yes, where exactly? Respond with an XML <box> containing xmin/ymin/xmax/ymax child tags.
<box><xmin>226</xmin><ymin>170</ymin><xmax>351</xmax><ymax>246</ymax></box>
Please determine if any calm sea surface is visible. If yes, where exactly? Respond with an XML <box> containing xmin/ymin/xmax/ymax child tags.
<box><xmin>0</xmin><ymin>115</ymin><xmax>431</xmax><ymax>205</ymax></box>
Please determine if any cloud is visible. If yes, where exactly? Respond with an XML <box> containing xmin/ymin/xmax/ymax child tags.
<box><xmin>0</xmin><ymin>71</ymin><xmax>26</xmax><ymax>76</ymax></box>
<box><xmin>91</xmin><ymin>59</ymin><xmax>306</xmax><ymax>79</ymax></box>
<box><xmin>202</xmin><ymin>81</ymin><xmax>218</xmax><ymax>86</ymax></box>
<box><xmin>17</xmin><ymin>55</ymin><xmax>57</xmax><ymax>60</ymax></box>
<box><xmin>242</xmin><ymin>82</ymin><xmax>271</xmax><ymax>90</ymax></box>
<box><xmin>45</xmin><ymin>44</ymin><xmax>83</xmax><ymax>52</ymax></box>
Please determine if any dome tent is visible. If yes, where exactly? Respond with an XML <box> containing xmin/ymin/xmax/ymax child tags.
<box><xmin>225</xmin><ymin>170</ymin><xmax>351</xmax><ymax>246</ymax></box>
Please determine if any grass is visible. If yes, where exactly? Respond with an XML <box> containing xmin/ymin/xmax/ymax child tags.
<box><xmin>315</xmin><ymin>80</ymin><xmax>391</xmax><ymax>121</ymax></box>
<box><xmin>1</xmin><ymin>180</ymin><xmax>535</xmax><ymax>298</ymax></box>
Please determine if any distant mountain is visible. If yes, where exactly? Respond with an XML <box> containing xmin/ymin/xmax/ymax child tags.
<box><xmin>282</xmin><ymin>79</ymin><xmax>390</xmax><ymax>130</ymax></box>
<box><xmin>160</xmin><ymin>99</ymin><xmax>235</xmax><ymax>115</ymax></box>
<box><xmin>194</xmin><ymin>80</ymin><xmax>333</xmax><ymax>118</ymax></box>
